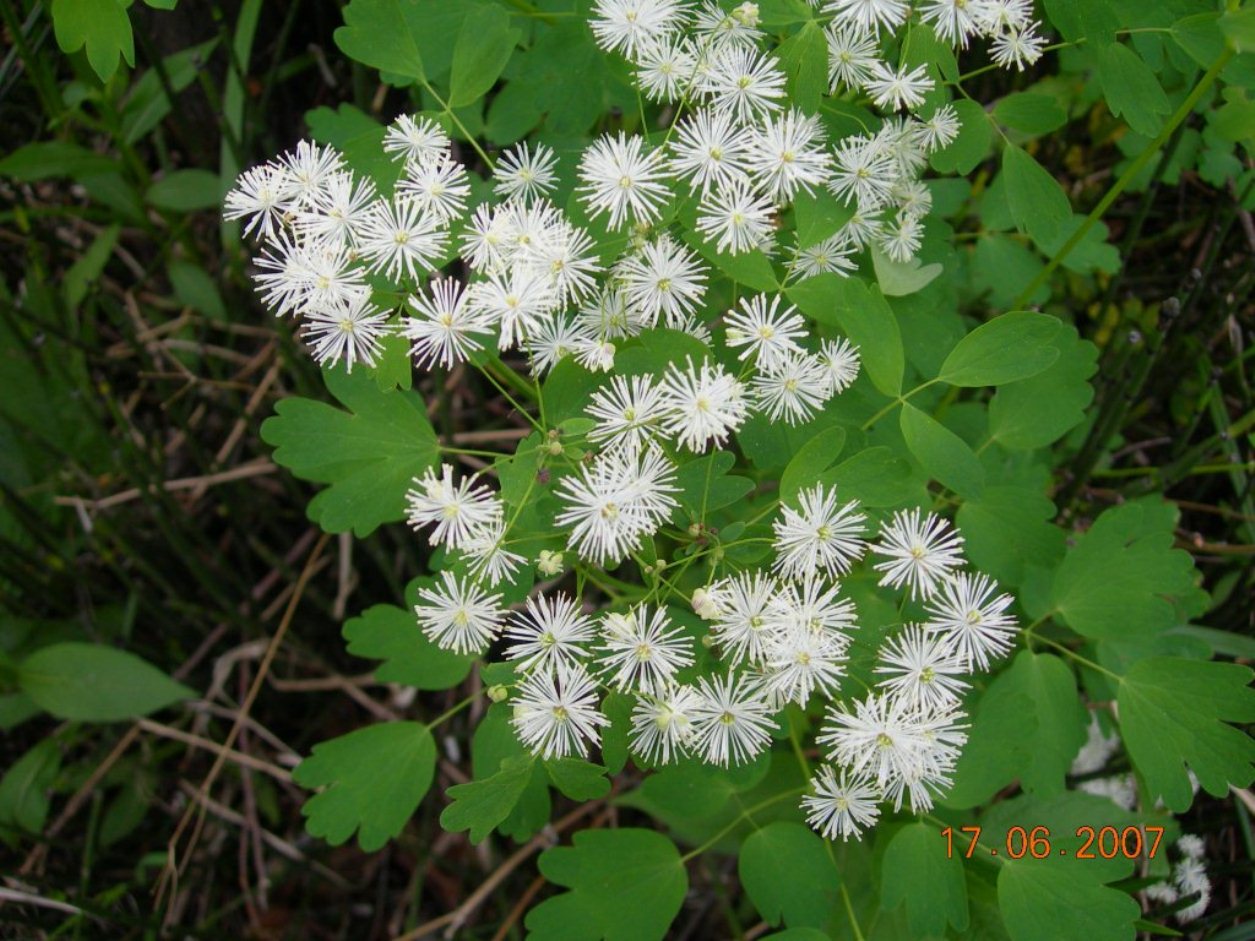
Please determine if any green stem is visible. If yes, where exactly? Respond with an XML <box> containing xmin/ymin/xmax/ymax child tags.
<box><xmin>423</xmin><ymin>80</ymin><xmax>496</xmax><ymax>171</ymax></box>
<box><xmin>1011</xmin><ymin>44</ymin><xmax>1236</xmax><ymax>308</ymax></box>
<box><xmin>679</xmin><ymin>787</ymin><xmax>806</xmax><ymax>862</ymax></box>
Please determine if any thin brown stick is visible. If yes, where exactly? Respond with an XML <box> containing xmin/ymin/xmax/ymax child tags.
<box><xmin>54</xmin><ymin>459</ymin><xmax>276</xmax><ymax>511</ymax></box>
<box><xmin>136</xmin><ymin>719</ymin><xmax>292</xmax><ymax>782</ymax></box>
<box><xmin>154</xmin><ymin>532</ymin><xmax>330</xmax><ymax>921</ymax></box>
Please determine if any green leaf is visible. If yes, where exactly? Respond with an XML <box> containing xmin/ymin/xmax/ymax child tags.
<box><xmin>334</xmin><ymin>0</ymin><xmax>427</xmax><ymax>83</ymax></box>
<box><xmin>946</xmin><ymin>687</ymin><xmax>1036</xmax><ymax>808</ymax></box>
<box><xmin>0</xmin><ymin>739</ymin><xmax>61</xmax><ymax>836</ymax></box>
<box><xmin>998</xmin><ymin>863</ymin><xmax>1139</xmax><ymax>941</ymax></box>
<box><xmin>260</xmin><ymin>367</ymin><xmax>439</xmax><ymax>536</ymax></box>
<box><xmin>956</xmin><ymin>482</ymin><xmax>1065</xmax><ymax>587</ymax></box>
<box><xmin>146</xmin><ymin>169</ymin><xmax>223</xmax><ymax>211</ymax></box>
<box><xmin>0</xmin><ymin>142</ymin><xmax>120</xmax><ymax>182</ymax></box>
<box><xmin>682</xmin><ymin>229</ymin><xmax>779</xmax><ymax>292</ymax></box>
<box><xmin>1097</xmin><ymin>43</ymin><xmax>1170</xmax><ymax>137</ymax></box>
<box><xmin>788</xmin><ymin>275</ymin><xmax>903</xmax><ymax>397</ymax></box>
<box><xmin>440</xmin><ymin>755</ymin><xmax>534</xmax><ymax>844</ymax></box>
<box><xmin>545</xmin><ymin>758</ymin><xmax>611</xmax><ymax>800</ymax></box>
<box><xmin>777</xmin><ymin>21</ymin><xmax>828</xmax><ymax>113</ymax></box>
<box><xmin>880</xmin><ymin>823</ymin><xmax>969</xmax><ymax>936</ymax></box>
<box><xmin>937</xmin><ymin>312</ymin><xmax>1062</xmax><ymax>387</ymax></box>
<box><xmin>1043</xmin><ymin>0</ymin><xmax>1118</xmax><ymax>46</ymax></box>
<box><xmin>899</xmin><ymin>403</ymin><xmax>984</xmax><ymax>499</ymax></box>
<box><xmin>527</xmin><ymin>828</ymin><xmax>688</xmax><ymax>941</ymax></box>
<box><xmin>929</xmin><ymin>99</ymin><xmax>992</xmax><ymax>175</ymax></box>
<box><xmin>996</xmin><ymin>652</ymin><xmax>1088</xmax><ymax>796</ymax></box>
<box><xmin>120</xmin><ymin>39</ymin><xmax>219</xmax><ymax>144</ymax></box>
<box><xmin>871</xmin><ymin>247</ymin><xmax>943</xmax><ymax>297</ymax></box>
<box><xmin>988</xmin><ymin>324</ymin><xmax>1097</xmax><ymax>450</ymax></box>
<box><xmin>780</xmin><ymin>425</ymin><xmax>847</xmax><ymax>505</ymax></box>
<box><xmin>449</xmin><ymin>4</ymin><xmax>520</xmax><ymax>107</ymax></box>
<box><xmin>343</xmin><ymin>601</ymin><xmax>474</xmax><ymax>690</ymax></box>
<box><xmin>473</xmin><ymin>703</ymin><xmax>551</xmax><ymax>839</ymax></box>
<box><xmin>994</xmin><ymin>93</ymin><xmax>1068</xmax><ymax>136</ymax></box>
<box><xmin>51</xmin><ymin>0</ymin><xmax>134</xmax><ymax>82</ymax></box>
<box><xmin>1118</xmin><ymin>657</ymin><xmax>1255</xmax><ymax>811</ymax></box>
<box><xmin>294</xmin><ymin>721</ymin><xmax>436</xmax><ymax>851</ymax></box>
<box><xmin>819</xmin><ymin>446</ymin><xmax>920</xmax><ymax>508</ymax></box>
<box><xmin>739</xmin><ymin>822</ymin><xmax>841</xmax><ymax>929</ymax></box>
<box><xmin>306</xmin><ymin>103</ymin><xmax>404</xmax><ymax>194</ymax></box>
<box><xmin>673</xmin><ymin>451</ymin><xmax>755</xmax><ymax>520</ymax></box>
<box><xmin>18</xmin><ymin>643</ymin><xmax>194</xmax><ymax>722</ymax></box>
<box><xmin>1002</xmin><ymin>145</ymin><xmax>1071</xmax><ymax>249</ymax></box>
<box><xmin>64</xmin><ymin>224</ymin><xmax>120</xmax><ymax>311</ymax></box>
<box><xmin>793</xmin><ymin>189</ymin><xmax>854</xmax><ymax>249</ymax></box>
<box><xmin>1221</xmin><ymin>6</ymin><xmax>1255</xmax><ymax>51</ymax></box>
<box><xmin>1052</xmin><ymin>501</ymin><xmax>1201</xmax><ymax>640</ymax></box>
<box><xmin>167</xmin><ymin>260</ymin><xmax>226</xmax><ymax>320</ymax></box>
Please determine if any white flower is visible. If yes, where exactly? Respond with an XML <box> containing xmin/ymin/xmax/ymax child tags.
<box><xmin>870</xmin><ymin>508</ymin><xmax>965</xmax><ymax>600</ymax></box>
<box><xmin>802</xmin><ymin>765</ymin><xmax>881</xmax><ymax>841</ymax></box>
<box><xmin>690</xmin><ymin>673</ymin><xmax>775</xmax><ymax>766</ymax></box>
<box><xmin>504</xmin><ymin>593</ymin><xmax>597</xmax><ymax>674</ymax></box>
<box><xmin>772</xmin><ymin>484</ymin><xmax>867</xmax><ymax>581</ymax></box>
<box><xmin>527</xmin><ymin>315</ymin><xmax>593</xmax><ymax>374</ymax></box>
<box><xmin>595</xmin><ymin>605</ymin><xmax>695</xmax><ymax>695</ymax></box>
<box><xmin>879</xmin><ymin>213</ymin><xmax>923</xmax><ymax>263</ymax></box>
<box><xmin>461</xmin><ymin>512</ymin><xmax>527</xmax><ymax>585</ymax></box>
<box><xmin>630</xmin><ymin>684</ymin><xmax>703</xmax><ymax>764</ymax></box>
<box><xmin>818</xmin><ymin>337</ymin><xmax>861</xmax><ymax>394</ymax></box>
<box><xmin>405</xmin><ymin>463</ymin><xmax>500</xmax><ymax>549</ymax></box>
<box><xmin>746</xmin><ymin>108</ymin><xmax>832</xmax><ymax>203</ymax></box>
<box><xmin>822</xmin><ymin>0</ymin><xmax>909</xmax><ymax>34</ymax></box>
<box><xmin>587</xmin><ymin>374</ymin><xmax>672</xmax><ymax>455</ymax></box>
<box><xmin>825</xmin><ymin>23</ymin><xmax>880</xmax><ymax>91</ymax></box>
<box><xmin>974</xmin><ymin>0</ymin><xmax>1035</xmax><ymax>33</ymax></box>
<box><xmin>694</xmin><ymin>0</ymin><xmax>764</xmax><ymax>51</ymax></box>
<box><xmin>574</xmin><ymin>337</ymin><xmax>617</xmax><ymax>372</ymax></box>
<box><xmin>493</xmin><ymin>142</ymin><xmax>559</xmax><ymax>203</ymax></box>
<box><xmin>1173</xmin><ymin>857</ymin><xmax>1211</xmax><ymax>923</ymax></box>
<box><xmin>762</xmin><ymin>621</ymin><xmax>847</xmax><ymax>705</ymax></box>
<box><xmin>294</xmin><ymin>170</ymin><xmax>377</xmax><ymax>249</ymax></box>
<box><xmin>707</xmin><ymin>571</ymin><xmax>778</xmax><ymax>666</ymax></box>
<box><xmin>461</xmin><ymin>203</ymin><xmax>514</xmax><ymax>274</ymax></box>
<box><xmin>1069</xmin><ymin>713</ymin><xmax>1122</xmax><ymax>776</ymax></box>
<box><xmin>591</xmin><ymin>0</ymin><xmax>688</xmax><ymax>58</ymax></box>
<box><xmin>512</xmin><ymin>662</ymin><xmax>608</xmax><ymax>759</ymax></box>
<box><xmin>404</xmin><ymin>277</ymin><xmax>491</xmax><ymax>370</ymax></box>
<box><xmin>883</xmin><ymin>705</ymin><xmax>966</xmax><ymax>812</ymax></box>
<box><xmin>301</xmin><ymin>289</ymin><xmax>389</xmax><ymax>372</ymax></box>
<box><xmin>578</xmin><ymin>132</ymin><xmax>671</xmax><ymax>230</ymax></box>
<box><xmin>765</xmin><ymin>576</ymin><xmax>859</xmax><ymax>648</ymax></box>
<box><xmin>1079</xmin><ymin>773</ymin><xmax>1138</xmax><ymax>811</ymax></box>
<box><xmin>279</xmin><ymin>140</ymin><xmax>345</xmax><ymax>206</ymax></box>
<box><xmin>251</xmin><ymin>233</ymin><xmax>312</xmax><ymax>317</ymax></box>
<box><xmin>383</xmin><ymin>114</ymin><xmax>449</xmax><ymax>166</ymax></box>
<box><xmin>537</xmin><ymin>549</ymin><xmax>565</xmax><ymax>577</ymax></box>
<box><xmin>698</xmin><ymin>46</ymin><xmax>786</xmax><ymax>123</ymax></box>
<box><xmin>358</xmin><ymin>197</ymin><xmax>447</xmax><ymax>282</ymax></box>
<box><xmin>518</xmin><ymin>219</ymin><xmax>602</xmax><ymax>308</ymax></box>
<box><xmin>635</xmin><ymin>36</ymin><xmax>697</xmax><ymax>102</ymax></box>
<box><xmin>659</xmin><ymin>357</ymin><xmax>750</xmax><ymax>451</ymax></box>
<box><xmin>617</xmin><ymin>235</ymin><xmax>708</xmax><ymax>328</ymax></box>
<box><xmin>696</xmin><ymin>178</ymin><xmax>776</xmax><ymax>255</ymax></box>
<box><xmin>839</xmin><ymin>208</ymin><xmax>886</xmax><ymax>249</ymax></box>
<box><xmin>818</xmin><ymin>692</ymin><xmax>929</xmax><ymax>786</ymax></box>
<box><xmin>1177</xmin><ymin>834</ymin><xmax>1206</xmax><ymax>860</ymax></box>
<box><xmin>724</xmin><ymin>293</ymin><xmax>807</xmax><ymax>369</ymax></box>
<box><xmin>555</xmin><ymin>448</ymin><xmax>680</xmax><ymax>565</ymax></box>
<box><xmin>864</xmin><ymin>61</ymin><xmax>934</xmax><ymax>112</ymax></box>
<box><xmin>919</xmin><ymin>0</ymin><xmax>982</xmax><ymax>46</ymax></box>
<box><xmin>990</xmin><ymin>25</ymin><xmax>1047</xmax><ymax>71</ymax></box>
<box><xmin>225</xmin><ymin>163</ymin><xmax>297</xmax><ymax>241</ymax></box>
<box><xmin>468</xmin><ymin>267</ymin><xmax>558</xmax><ymax>351</ymax></box>
<box><xmin>398</xmin><ymin>154</ymin><xmax>469</xmax><ymax>223</ymax></box>
<box><xmin>923</xmin><ymin>571</ymin><xmax>1017</xmax><ymax>671</ymax></box>
<box><xmin>577</xmin><ymin>285</ymin><xmax>648</xmax><ymax>340</ymax></box>
<box><xmin>789</xmin><ymin>234</ymin><xmax>857</xmax><ymax>280</ymax></box>
<box><xmin>875</xmin><ymin>624</ymin><xmax>969</xmax><ymax>711</ymax></box>
<box><xmin>917</xmin><ymin>104</ymin><xmax>961</xmax><ymax>152</ymax></box>
<box><xmin>668</xmin><ymin>108</ymin><xmax>752</xmax><ymax>195</ymax></box>
<box><xmin>413</xmin><ymin>571</ymin><xmax>506</xmax><ymax>655</ymax></box>
<box><xmin>752</xmin><ymin>351</ymin><xmax>832</xmax><ymax>425</ymax></box>
<box><xmin>829</xmin><ymin>136</ymin><xmax>897</xmax><ymax>211</ymax></box>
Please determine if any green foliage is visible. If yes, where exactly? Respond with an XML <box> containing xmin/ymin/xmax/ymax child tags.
<box><xmin>17</xmin><ymin>643</ymin><xmax>194</xmax><ymax>722</ymax></box>
<box><xmin>342</xmin><ymin>601</ymin><xmax>474</xmax><ymax>689</ymax></box>
<box><xmin>440</xmin><ymin>756</ymin><xmax>534</xmax><ymax>844</ymax></box>
<box><xmin>449</xmin><ymin>5</ymin><xmax>520</xmax><ymax>108</ymax></box>
<box><xmin>880</xmin><ymin>823</ymin><xmax>969</xmax><ymax>936</ymax></box>
<box><xmin>294</xmin><ymin>722</ymin><xmax>436</xmax><ymax>851</ymax></box>
<box><xmin>739</xmin><ymin>822</ymin><xmax>840</xmax><ymax>929</ymax></box>
<box><xmin>51</xmin><ymin>0</ymin><xmax>134</xmax><ymax>82</ymax></box>
<box><xmin>527</xmin><ymin>829</ymin><xmax>687</xmax><ymax>941</ymax></box>
<box><xmin>787</xmin><ymin>276</ymin><xmax>903</xmax><ymax>397</ymax></box>
<box><xmin>900</xmin><ymin>403</ymin><xmax>985</xmax><ymax>499</ymax></box>
<box><xmin>260</xmin><ymin>367</ymin><xmax>439</xmax><ymax>535</ymax></box>
<box><xmin>1117</xmin><ymin>657</ymin><xmax>1255</xmax><ymax>811</ymax></box>
<box><xmin>1002</xmin><ymin>145</ymin><xmax>1071</xmax><ymax>248</ymax></box>
<box><xmin>1051</xmin><ymin>501</ymin><xmax>1202</xmax><ymax>639</ymax></box>
<box><xmin>937</xmin><ymin>312</ymin><xmax>1061</xmax><ymax>387</ymax></box>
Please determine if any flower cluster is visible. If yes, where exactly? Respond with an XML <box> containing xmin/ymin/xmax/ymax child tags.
<box><xmin>224</xmin><ymin>0</ymin><xmax>1041</xmax><ymax>845</ymax></box>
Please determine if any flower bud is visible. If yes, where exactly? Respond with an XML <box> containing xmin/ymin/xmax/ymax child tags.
<box><xmin>537</xmin><ymin>549</ymin><xmax>565</xmax><ymax>577</ymax></box>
